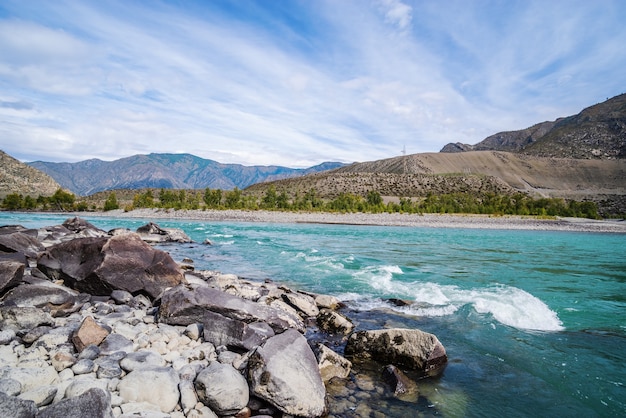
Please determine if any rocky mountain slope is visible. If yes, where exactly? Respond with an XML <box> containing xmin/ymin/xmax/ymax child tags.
<box><xmin>0</xmin><ymin>150</ymin><xmax>60</xmax><ymax>198</ymax></box>
<box><xmin>29</xmin><ymin>153</ymin><xmax>345</xmax><ymax>196</ymax></box>
<box><xmin>441</xmin><ymin>93</ymin><xmax>626</xmax><ymax>159</ymax></box>
<box><xmin>245</xmin><ymin>151</ymin><xmax>626</xmax><ymax>215</ymax></box>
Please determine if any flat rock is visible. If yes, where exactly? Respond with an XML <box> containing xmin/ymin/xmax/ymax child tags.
<box><xmin>0</xmin><ymin>365</ymin><xmax>58</xmax><ymax>392</ymax></box>
<box><xmin>0</xmin><ymin>279</ymin><xmax>88</xmax><ymax>317</ymax></box>
<box><xmin>0</xmin><ymin>306</ymin><xmax>54</xmax><ymax>332</ymax></box>
<box><xmin>99</xmin><ymin>333</ymin><xmax>134</xmax><ymax>355</ymax></box>
<box><xmin>18</xmin><ymin>384</ymin><xmax>57</xmax><ymax>407</ymax></box>
<box><xmin>248</xmin><ymin>329</ymin><xmax>326</xmax><ymax>417</ymax></box>
<box><xmin>72</xmin><ymin>316</ymin><xmax>110</xmax><ymax>352</ymax></box>
<box><xmin>0</xmin><ymin>391</ymin><xmax>37</xmax><ymax>418</ymax></box>
<box><xmin>194</xmin><ymin>361</ymin><xmax>249</xmax><ymax>415</ymax></box>
<box><xmin>202</xmin><ymin>310</ymin><xmax>275</xmax><ymax>350</ymax></box>
<box><xmin>282</xmin><ymin>292</ymin><xmax>319</xmax><ymax>318</ymax></box>
<box><xmin>345</xmin><ymin>328</ymin><xmax>447</xmax><ymax>375</ymax></box>
<box><xmin>316</xmin><ymin>344</ymin><xmax>352</xmax><ymax>382</ymax></box>
<box><xmin>120</xmin><ymin>350</ymin><xmax>166</xmax><ymax>372</ymax></box>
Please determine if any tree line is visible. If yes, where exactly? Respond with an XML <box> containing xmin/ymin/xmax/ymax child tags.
<box><xmin>2</xmin><ymin>186</ymin><xmax>601</xmax><ymax>219</ymax></box>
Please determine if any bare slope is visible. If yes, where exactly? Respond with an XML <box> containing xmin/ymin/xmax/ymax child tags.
<box><xmin>0</xmin><ymin>150</ymin><xmax>60</xmax><ymax>198</ymax></box>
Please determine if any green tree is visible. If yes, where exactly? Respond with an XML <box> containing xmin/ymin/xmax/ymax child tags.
<box><xmin>49</xmin><ymin>188</ymin><xmax>76</xmax><ymax>211</ymax></box>
<box><xmin>224</xmin><ymin>188</ymin><xmax>243</xmax><ymax>209</ymax></box>
<box><xmin>103</xmin><ymin>192</ymin><xmax>119</xmax><ymax>211</ymax></box>
<box><xmin>204</xmin><ymin>188</ymin><xmax>222</xmax><ymax>208</ymax></box>
<box><xmin>2</xmin><ymin>193</ymin><xmax>23</xmax><ymax>210</ymax></box>
<box><xmin>262</xmin><ymin>186</ymin><xmax>278</xmax><ymax>209</ymax></box>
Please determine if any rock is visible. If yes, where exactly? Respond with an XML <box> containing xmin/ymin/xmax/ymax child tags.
<box><xmin>0</xmin><ymin>258</ymin><xmax>24</xmax><ymax>294</ymax></box>
<box><xmin>316</xmin><ymin>344</ymin><xmax>352</xmax><ymax>382</ymax></box>
<box><xmin>0</xmin><ymin>391</ymin><xmax>37</xmax><ymax>418</ymax></box>
<box><xmin>202</xmin><ymin>311</ymin><xmax>275</xmax><ymax>350</ymax></box>
<box><xmin>18</xmin><ymin>384</ymin><xmax>57</xmax><ymax>407</ymax></box>
<box><xmin>0</xmin><ymin>328</ymin><xmax>16</xmax><ymax>345</ymax></box>
<box><xmin>136</xmin><ymin>222</ymin><xmax>192</xmax><ymax>243</ymax></box>
<box><xmin>110</xmin><ymin>290</ymin><xmax>133</xmax><ymax>305</ymax></box>
<box><xmin>118</xmin><ymin>367</ymin><xmax>180</xmax><ymax>413</ymax></box>
<box><xmin>95</xmin><ymin>357</ymin><xmax>123</xmax><ymax>379</ymax></box>
<box><xmin>99</xmin><ymin>333</ymin><xmax>133</xmax><ymax>355</ymax></box>
<box><xmin>0</xmin><ymin>279</ymin><xmax>88</xmax><ymax>317</ymax></box>
<box><xmin>382</xmin><ymin>364</ymin><xmax>419</xmax><ymax>402</ymax></box>
<box><xmin>0</xmin><ymin>365</ymin><xmax>58</xmax><ymax>392</ymax></box>
<box><xmin>344</xmin><ymin>328</ymin><xmax>447</xmax><ymax>375</ymax></box>
<box><xmin>316</xmin><ymin>308</ymin><xmax>354</xmax><ymax>335</ymax></box>
<box><xmin>38</xmin><ymin>387</ymin><xmax>114</xmax><ymax>418</ymax></box>
<box><xmin>158</xmin><ymin>284</ymin><xmax>304</xmax><ymax>334</ymax></box>
<box><xmin>78</xmin><ymin>344</ymin><xmax>100</xmax><ymax>360</ymax></box>
<box><xmin>72</xmin><ymin>316</ymin><xmax>110</xmax><ymax>352</ymax></box>
<box><xmin>72</xmin><ymin>359</ymin><xmax>95</xmax><ymax>375</ymax></box>
<box><xmin>0</xmin><ymin>230</ymin><xmax>45</xmax><ymax>259</ymax></box>
<box><xmin>282</xmin><ymin>292</ymin><xmax>319</xmax><ymax>318</ymax></box>
<box><xmin>51</xmin><ymin>350</ymin><xmax>77</xmax><ymax>372</ymax></box>
<box><xmin>37</xmin><ymin>234</ymin><xmax>185</xmax><ymax>300</ymax></box>
<box><xmin>64</xmin><ymin>377</ymin><xmax>109</xmax><ymax>398</ymax></box>
<box><xmin>120</xmin><ymin>350</ymin><xmax>165</xmax><ymax>372</ymax></box>
<box><xmin>0</xmin><ymin>306</ymin><xmax>54</xmax><ymax>331</ymax></box>
<box><xmin>183</xmin><ymin>323</ymin><xmax>203</xmax><ymax>341</ymax></box>
<box><xmin>62</xmin><ymin>217</ymin><xmax>107</xmax><ymax>237</ymax></box>
<box><xmin>194</xmin><ymin>362</ymin><xmax>249</xmax><ymax>415</ymax></box>
<box><xmin>314</xmin><ymin>294</ymin><xmax>341</xmax><ymax>310</ymax></box>
<box><xmin>178</xmin><ymin>365</ymin><xmax>198</xmax><ymax>413</ymax></box>
<box><xmin>0</xmin><ymin>377</ymin><xmax>21</xmax><ymax>396</ymax></box>
<box><xmin>248</xmin><ymin>329</ymin><xmax>326</xmax><ymax>417</ymax></box>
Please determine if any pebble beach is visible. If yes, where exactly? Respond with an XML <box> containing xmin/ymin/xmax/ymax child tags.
<box><xmin>86</xmin><ymin>208</ymin><xmax>626</xmax><ymax>233</ymax></box>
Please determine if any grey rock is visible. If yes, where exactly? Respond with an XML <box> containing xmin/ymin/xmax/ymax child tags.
<box><xmin>282</xmin><ymin>292</ymin><xmax>319</xmax><ymax>318</ymax></box>
<box><xmin>0</xmin><ymin>258</ymin><xmax>24</xmax><ymax>294</ymax></box>
<box><xmin>38</xmin><ymin>387</ymin><xmax>114</xmax><ymax>418</ymax></box>
<box><xmin>136</xmin><ymin>222</ymin><xmax>192</xmax><ymax>244</ymax></box>
<box><xmin>0</xmin><ymin>365</ymin><xmax>58</xmax><ymax>392</ymax></box>
<box><xmin>78</xmin><ymin>344</ymin><xmax>100</xmax><ymax>360</ymax></box>
<box><xmin>64</xmin><ymin>377</ymin><xmax>109</xmax><ymax>398</ymax></box>
<box><xmin>120</xmin><ymin>350</ymin><xmax>165</xmax><ymax>372</ymax></box>
<box><xmin>0</xmin><ymin>279</ymin><xmax>88</xmax><ymax>317</ymax></box>
<box><xmin>316</xmin><ymin>308</ymin><xmax>354</xmax><ymax>335</ymax></box>
<box><xmin>183</xmin><ymin>323</ymin><xmax>203</xmax><ymax>341</ymax></box>
<box><xmin>110</xmin><ymin>290</ymin><xmax>133</xmax><ymax>304</ymax></box>
<box><xmin>0</xmin><ymin>391</ymin><xmax>37</xmax><ymax>418</ymax></box>
<box><xmin>248</xmin><ymin>329</ymin><xmax>326</xmax><ymax>417</ymax></box>
<box><xmin>194</xmin><ymin>361</ymin><xmax>249</xmax><ymax>415</ymax></box>
<box><xmin>22</xmin><ymin>325</ymin><xmax>53</xmax><ymax>345</ymax></box>
<box><xmin>158</xmin><ymin>284</ymin><xmax>304</xmax><ymax>333</ymax></box>
<box><xmin>0</xmin><ymin>231</ymin><xmax>44</xmax><ymax>259</ymax></box>
<box><xmin>382</xmin><ymin>364</ymin><xmax>419</xmax><ymax>402</ymax></box>
<box><xmin>99</xmin><ymin>333</ymin><xmax>133</xmax><ymax>355</ymax></box>
<box><xmin>37</xmin><ymin>234</ymin><xmax>185</xmax><ymax>300</ymax></box>
<box><xmin>118</xmin><ymin>367</ymin><xmax>180</xmax><ymax>413</ymax></box>
<box><xmin>0</xmin><ymin>377</ymin><xmax>22</xmax><ymax>396</ymax></box>
<box><xmin>345</xmin><ymin>328</ymin><xmax>448</xmax><ymax>375</ymax></box>
<box><xmin>18</xmin><ymin>384</ymin><xmax>57</xmax><ymax>407</ymax></box>
<box><xmin>72</xmin><ymin>359</ymin><xmax>95</xmax><ymax>375</ymax></box>
<box><xmin>0</xmin><ymin>328</ymin><xmax>16</xmax><ymax>345</ymax></box>
<box><xmin>0</xmin><ymin>306</ymin><xmax>54</xmax><ymax>332</ymax></box>
<box><xmin>95</xmin><ymin>357</ymin><xmax>123</xmax><ymax>379</ymax></box>
<box><xmin>202</xmin><ymin>310</ymin><xmax>275</xmax><ymax>350</ymax></box>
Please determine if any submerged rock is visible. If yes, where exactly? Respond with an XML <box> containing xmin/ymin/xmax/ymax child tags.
<box><xmin>345</xmin><ymin>328</ymin><xmax>447</xmax><ymax>375</ymax></box>
<box><xmin>382</xmin><ymin>364</ymin><xmax>419</xmax><ymax>402</ymax></box>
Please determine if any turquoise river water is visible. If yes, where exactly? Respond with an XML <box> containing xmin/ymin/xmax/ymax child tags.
<box><xmin>1</xmin><ymin>212</ymin><xmax>625</xmax><ymax>417</ymax></box>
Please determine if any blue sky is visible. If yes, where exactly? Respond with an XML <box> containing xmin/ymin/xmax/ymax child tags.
<box><xmin>1</xmin><ymin>0</ymin><xmax>625</xmax><ymax>167</ymax></box>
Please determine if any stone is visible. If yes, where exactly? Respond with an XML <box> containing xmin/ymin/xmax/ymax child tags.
<box><xmin>18</xmin><ymin>385</ymin><xmax>57</xmax><ymax>407</ymax></box>
<box><xmin>178</xmin><ymin>365</ymin><xmax>198</xmax><ymax>413</ymax></box>
<box><xmin>0</xmin><ymin>258</ymin><xmax>24</xmax><ymax>293</ymax></box>
<box><xmin>314</xmin><ymin>294</ymin><xmax>341</xmax><ymax>310</ymax></box>
<box><xmin>51</xmin><ymin>350</ymin><xmax>77</xmax><ymax>372</ymax></box>
<box><xmin>65</xmin><ymin>377</ymin><xmax>109</xmax><ymax>398</ymax></box>
<box><xmin>22</xmin><ymin>326</ymin><xmax>53</xmax><ymax>345</ymax></box>
<box><xmin>61</xmin><ymin>217</ymin><xmax>107</xmax><ymax>237</ymax></box>
<box><xmin>0</xmin><ymin>391</ymin><xmax>37</xmax><ymax>418</ymax></box>
<box><xmin>99</xmin><ymin>333</ymin><xmax>133</xmax><ymax>355</ymax></box>
<box><xmin>78</xmin><ymin>344</ymin><xmax>101</xmax><ymax>360</ymax></box>
<box><xmin>282</xmin><ymin>292</ymin><xmax>319</xmax><ymax>318</ymax></box>
<box><xmin>37</xmin><ymin>233</ymin><xmax>185</xmax><ymax>300</ymax></box>
<box><xmin>344</xmin><ymin>328</ymin><xmax>448</xmax><ymax>375</ymax></box>
<box><xmin>316</xmin><ymin>344</ymin><xmax>352</xmax><ymax>382</ymax></box>
<box><xmin>248</xmin><ymin>329</ymin><xmax>326</xmax><ymax>417</ymax></box>
<box><xmin>183</xmin><ymin>323</ymin><xmax>203</xmax><ymax>341</ymax></box>
<box><xmin>0</xmin><ymin>328</ymin><xmax>16</xmax><ymax>345</ymax></box>
<box><xmin>120</xmin><ymin>350</ymin><xmax>166</xmax><ymax>372</ymax></box>
<box><xmin>316</xmin><ymin>308</ymin><xmax>354</xmax><ymax>335</ymax></box>
<box><xmin>158</xmin><ymin>284</ymin><xmax>304</xmax><ymax>333</ymax></box>
<box><xmin>95</xmin><ymin>357</ymin><xmax>123</xmax><ymax>379</ymax></box>
<box><xmin>0</xmin><ymin>306</ymin><xmax>54</xmax><ymax>331</ymax></box>
<box><xmin>72</xmin><ymin>359</ymin><xmax>95</xmax><ymax>375</ymax></box>
<box><xmin>0</xmin><ymin>377</ymin><xmax>22</xmax><ymax>396</ymax></box>
<box><xmin>0</xmin><ymin>279</ymin><xmax>88</xmax><ymax>317</ymax></box>
<box><xmin>202</xmin><ymin>311</ymin><xmax>275</xmax><ymax>350</ymax></box>
<box><xmin>72</xmin><ymin>316</ymin><xmax>110</xmax><ymax>352</ymax></box>
<box><xmin>0</xmin><ymin>366</ymin><xmax>58</xmax><ymax>392</ymax></box>
<box><xmin>382</xmin><ymin>364</ymin><xmax>419</xmax><ymax>402</ymax></box>
<box><xmin>194</xmin><ymin>361</ymin><xmax>249</xmax><ymax>415</ymax></box>
<box><xmin>118</xmin><ymin>367</ymin><xmax>180</xmax><ymax>413</ymax></box>
<box><xmin>136</xmin><ymin>222</ymin><xmax>192</xmax><ymax>243</ymax></box>
<box><xmin>38</xmin><ymin>387</ymin><xmax>114</xmax><ymax>418</ymax></box>
<box><xmin>0</xmin><ymin>231</ymin><xmax>45</xmax><ymax>259</ymax></box>
<box><xmin>110</xmin><ymin>290</ymin><xmax>133</xmax><ymax>304</ymax></box>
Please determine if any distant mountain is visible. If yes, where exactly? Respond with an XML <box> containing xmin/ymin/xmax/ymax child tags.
<box><xmin>28</xmin><ymin>153</ymin><xmax>346</xmax><ymax>196</ymax></box>
<box><xmin>0</xmin><ymin>150</ymin><xmax>60</xmax><ymax>198</ymax></box>
<box><xmin>441</xmin><ymin>93</ymin><xmax>626</xmax><ymax>159</ymax></box>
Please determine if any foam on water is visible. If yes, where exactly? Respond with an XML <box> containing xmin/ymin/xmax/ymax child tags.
<box><xmin>350</xmin><ymin>266</ymin><xmax>564</xmax><ymax>331</ymax></box>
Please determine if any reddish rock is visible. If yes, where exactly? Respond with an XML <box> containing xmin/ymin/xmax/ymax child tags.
<box><xmin>72</xmin><ymin>316</ymin><xmax>110</xmax><ymax>352</ymax></box>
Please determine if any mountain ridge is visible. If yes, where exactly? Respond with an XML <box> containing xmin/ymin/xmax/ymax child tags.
<box><xmin>29</xmin><ymin>153</ymin><xmax>346</xmax><ymax>196</ymax></box>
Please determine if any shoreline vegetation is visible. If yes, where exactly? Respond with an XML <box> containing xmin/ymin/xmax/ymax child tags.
<box><xmin>79</xmin><ymin>208</ymin><xmax>626</xmax><ymax>233</ymax></box>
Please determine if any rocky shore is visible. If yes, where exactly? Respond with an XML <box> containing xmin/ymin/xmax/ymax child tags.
<box><xmin>0</xmin><ymin>217</ymin><xmax>448</xmax><ymax>418</ymax></box>
<box><xmin>84</xmin><ymin>208</ymin><xmax>626</xmax><ymax>234</ymax></box>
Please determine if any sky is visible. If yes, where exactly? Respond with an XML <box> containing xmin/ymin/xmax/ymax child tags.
<box><xmin>1</xmin><ymin>0</ymin><xmax>625</xmax><ymax>167</ymax></box>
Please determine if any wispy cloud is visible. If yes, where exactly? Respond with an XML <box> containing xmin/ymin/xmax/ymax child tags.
<box><xmin>0</xmin><ymin>0</ymin><xmax>624</xmax><ymax>166</ymax></box>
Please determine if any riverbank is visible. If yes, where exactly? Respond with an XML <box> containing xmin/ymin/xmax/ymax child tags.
<box><xmin>79</xmin><ymin>208</ymin><xmax>626</xmax><ymax>233</ymax></box>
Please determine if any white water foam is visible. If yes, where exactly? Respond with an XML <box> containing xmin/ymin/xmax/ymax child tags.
<box><xmin>350</xmin><ymin>267</ymin><xmax>564</xmax><ymax>331</ymax></box>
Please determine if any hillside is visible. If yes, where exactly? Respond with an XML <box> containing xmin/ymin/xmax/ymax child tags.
<box><xmin>29</xmin><ymin>153</ymin><xmax>345</xmax><ymax>196</ymax></box>
<box><xmin>245</xmin><ymin>151</ymin><xmax>626</xmax><ymax>215</ymax></box>
<box><xmin>0</xmin><ymin>150</ymin><xmax>60</xmax><ymax>198</ymax></box>
<box><xmin>441</xmin><ymin>93</ymin><xmax>626</xmax><ymax>159</ymax></box>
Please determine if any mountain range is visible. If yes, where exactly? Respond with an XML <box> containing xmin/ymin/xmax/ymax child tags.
<box><xmin>28</xmin><ymin>154</ymin><xmax>345</xmax><ymax>196</ymax></box>
<box><xmin>0</xmin><ymin>150</ymin><xmax>60</xmax><ymax>198</ymax></box>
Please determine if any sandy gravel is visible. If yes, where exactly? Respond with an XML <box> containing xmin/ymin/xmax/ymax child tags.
<box><xmin>82</xmin><ymin>209</ymin><xmax>626</xmax><ymax>233</ymax></box>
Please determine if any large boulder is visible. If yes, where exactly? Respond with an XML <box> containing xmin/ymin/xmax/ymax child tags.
<box><xmin>316</xmin><ymin>308</ymin><xmax>354</xmax><ymax>335</ymax></box>
<box><xmin>345</xmin><ymin>328</ymin><xmax>447</xmax><ymax>375</ymax></box>
<box><xmin>38</xmin><ymin>387</ymin><xmax>114</xmax><ymax>418</ymax></box>
<box><xmin>136</xmin><ymin>222</ymin><xmax>192</xmax><ymax>243</ymax></box>
<box><xmin>201</xmin><ymin>310</ymin><xmax>275</xmax><ymax>351</ymax></box>
<box><xmin>316</xmin><ymin>344</ymin><xmax>352</xmax><ymax>382</ymax></box>
<box><xmin>158</xmin><ymin>284</ymin><xmax>304</xmax><ymax>333</ymax></box>
<box><xmin>61</xmin><ymin>217</ymin><xmax>106</xmax><ymax>238</ymax></box>
<box><xmin>0</xmin><ymin>255</ymin><xmax>25</xmax><ymax>294</ymax></box>
<box><xmin>248</xmin><ymin>329</ymin><xmax>326</xmax><ymax>417</ymax></box>
<box><xmin>194</xmin><ymin>361</ymin><xmax>249</xmax><ymax>415</ymax></box>
<box><xmin>0</xmin><ymin>278</ymin><xmax>88</xmax><ymax>317</ymax></box>
<box><xmin>0</xmin><ymin>391</ymin><xmax>37</xmax><ymax>418</ymax></box>
<box><xmin>37</xmin><ymin>233</ymin><xmax>185</xmax><ymax>300</ymax></box>
<box><xmin>0</xmin><ymin>228</ymin><xmax>45</xmax><ymax>259</ymax></box>
<box><xmin>118</xmin><ymin>367</ymin><xmax>180</xmax><ymax>413</ymax></box>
